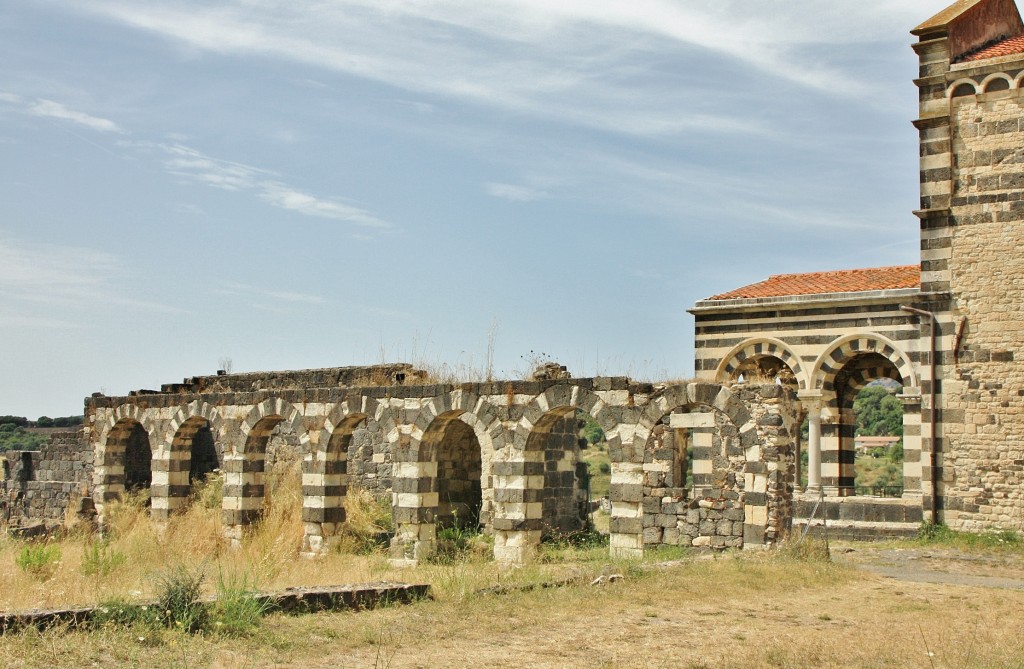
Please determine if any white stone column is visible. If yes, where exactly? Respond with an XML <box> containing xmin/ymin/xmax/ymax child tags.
<box><xmin>799</xmin><ymin>393</ymin><xmax>823</xmax><ymax>496</ymax></box>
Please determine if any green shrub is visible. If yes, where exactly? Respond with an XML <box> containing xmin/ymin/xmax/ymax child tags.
<box><xmin>16</xmin><ymin>542</ymin><xmax>61</xmax><ymax>579</ymax></box>
<box><xmin>153</xmin><ymin>564</ymin><xmax>207</xmax><ymax>633</ymax></box>
<box><xmin>432</xmin><ymin>525</ymin><xmax>491</xmax><ymax>564</ymax></box>
<box><xmin>209</xmin><ymin>569</ymin><xmax>272</xmax><ymax>637</ymax></box>
<box><xmin>81</xmin><ymin>540</ymin><xmax>126</xmax><ymax>577</ymax></box>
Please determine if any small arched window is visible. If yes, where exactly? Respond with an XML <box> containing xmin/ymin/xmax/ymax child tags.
<box><xmin>984</xmin><ymin>77</ymin><xmax>1011</xmax><ymax>93</ymax></box>
<box><xmin>951</xmin><ymin>82</ymin><xmax>977</xmax><ymax>98</ymax></box>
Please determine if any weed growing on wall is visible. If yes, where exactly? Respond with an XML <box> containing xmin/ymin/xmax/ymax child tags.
<box><xmin>153</xmin><ymin>564</ymin><xmax>207</xmax><ymax>633</ymax></box>
<box><xmin>209</xmin><ymin>568</ymin><xmax>272</xmax><ymax>637</ymax></box>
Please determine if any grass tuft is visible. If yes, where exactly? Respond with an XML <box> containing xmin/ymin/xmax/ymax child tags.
<box><xmin>15</xmin><ymin>542</ymin><xmax>62</xmax><ymax>580</ymax></box>
<box><xmin>917</xmin><ymin>523</ymin><xmax>1023</xmax><ymax>551</ymax></box>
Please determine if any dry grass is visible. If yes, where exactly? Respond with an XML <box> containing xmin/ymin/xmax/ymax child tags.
<box><xmin>2</xmin><ymin>547</ymin><xmax>1023</xmax><ymax>668</ymax></box>
<box><xmin>2</xmin><ymin>482</ymin><xmax>1024</xmax><ymax>668</ymax></box>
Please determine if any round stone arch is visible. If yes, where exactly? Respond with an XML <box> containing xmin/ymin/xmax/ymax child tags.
<box><xmin>314</xmin><ymin>395</ymin><xmax>390</xmax><ymax>463</ymax></box>
<box><xmin>95</xmin><ymin>404</ymin><xmax>157</xmax><ymax>516</ymax></box>
<box><xmin>637</xmin><ymin>383</ymin><xmax>753</xmax><ymax>441</ymax></box>
<box><xmin>810</xmin><ymin>334</ymin><xmax>920</xmax><ymax>497</ymax></box>
<box><xmin>511</xmin><ymin>384</ymin><xmax>622</xmax><ymax>454</ymax></box>
<box><xmin>237</xmin><ymin>398</ymin><xmax>308</xmax><ymax>456</ymax></box>
<box><xmin>97</xmin><ymin>403</ymin><xmax>153</xmax><ymax>448</ymax></box>
<box><xmin>388</xmin><ymin>390</ymin><xmax>501</xmax><ymax>565</ymax></box>
<box><xmin>300</xmin><ymin>396</ymin><xmax>387</xmax><ymax>555</ymax></box>
<box><xmin>481</xmin><ymin>383</ymin><xmax>624</xmax><ymax>564</ymax></box>
<box><xmin>165</xmin><ymin>401</ymin><xmax>225</xmax><ymax>450</ymax></box>
<box><xmin>714</xmin><ymin>338</ymin><xmax>807</xmax><ymax>390</ymax></box>
<box><xmin>981</xmin><ymin>72</ymin><xmax>1013</xmax><ymax>94</ymax></box>
<box><xmin>151</xmin><ymin>401</ymin><xmax>225</xmax><ymax>521</ymax></box>
<box><xmin>222</xmin><ymin>398</ymin><xmax>309</xmax><ymax>541</ymax></box>
<box><xmin>811</xmin><ymin>334</ymin><xmax>918</xmax><ymax>398</ymax></box>
<box><xmin>1014</xmin><ymin>71</ymin><xmax>1024</xmax><ymax>89</ymax></box>
<box><xmin>611</xmin><ymin>382</ymin><xmax>772</xmax><ymax>556</ymax></box>
<box><xmin>948</xmin><ymin>77</ymin><xmax>979</xmax><ymax>99</ymax></box>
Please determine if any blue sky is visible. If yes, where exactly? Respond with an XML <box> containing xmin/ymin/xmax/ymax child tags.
<box><xmin>1</xmin><ymin>0</ymin><xmax>954</xmax><ymax>418</ymax></box>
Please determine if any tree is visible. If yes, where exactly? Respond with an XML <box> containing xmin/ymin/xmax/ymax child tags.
<box><xmin>853</xmin><ymin>386</ymin><xmax>903</xmax><ymax>437</ymax></box>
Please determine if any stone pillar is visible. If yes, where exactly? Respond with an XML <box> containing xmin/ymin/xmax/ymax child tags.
<box><xmin>608</xmin><ymin>461</ymin><xmax>643</xmax><ymax>558</ymax></box>
<box><xmin>491</xmin><ymin>450</ymin><xmax>544</xmax><ymax>564</ymax></box>
<box><xmin>150</xmin><ymin>446</ymin><xmax>191</xmax><ymax>522</ymax></box>
<box><xmin>221</xmin><ymin>452</ymin><xmax>261</xmax><ymax>548</ymax></box>
<box><xmin>800</xmin><ymin>394</ymin><xmax>823</xmax><ymax>496</ymax></box>
<box><xmin>899</xmin><ymin>390</ymin><xmax>923</xmax><ymax>497</ymax></box>
<box><xmin>388</xmin><ymin>460</ymin><xmax>437</xmax><ymax>566</ymax></box>
<box><xmin>300</xmin><ymin>451</ymin><xmax>349</xmax><ymax>556</ymax></box>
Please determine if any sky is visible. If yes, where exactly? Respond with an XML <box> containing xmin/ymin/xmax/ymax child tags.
<box><xmin>0</xmin><ymin>0</ymin><xmax>958</xmax><ymax>418</ymax></box>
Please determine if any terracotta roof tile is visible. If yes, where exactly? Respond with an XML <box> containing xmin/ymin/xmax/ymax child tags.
<box><xmin>707</xmin><ymin>265</ymin><xmax>919</xmax><ymax>301</ymax></box>
<box><xmin>961</xmin><ymin>33</ymin><xmax>1024</xmax><ymax>61</ymax></box>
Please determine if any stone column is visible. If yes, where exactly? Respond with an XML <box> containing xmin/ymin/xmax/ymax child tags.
<box><xmin>799</xmin><ymin>393</ymin><xmax>823</xmax><ymax>496</ymax></box>
<box><xmin>389</xmin><ymin>460</ymin><xmax>438</xmax><ymax>566</ymax></box>
<box><xmin>899</xmin><ymin>390</ymin><xmax>923</xmax><ymax>497</ymax></box>
<box><xmin>608</xmin><ymin>461</ymin><xmax>644</xmax><ymax>558</ymax></box>
<box><xmin>300</xmin><ymin>451</ymin><xmax>349</xmax><ymax>556</ymax></box>
<box><xmin>491</xmin><ymin>449</ymin><xmax>544</xmax><ymax>564</ymax></box>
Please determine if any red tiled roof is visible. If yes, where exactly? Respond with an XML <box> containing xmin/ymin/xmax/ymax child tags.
<box><xmin>961</xmin><ymin>33</ymin><xmax>1024</xmax><ymax>61</ymax></box>
<box><xmin>707</xmin><ymin>265</ymin><xmax>920</xmax><ymax>301</ymax></box>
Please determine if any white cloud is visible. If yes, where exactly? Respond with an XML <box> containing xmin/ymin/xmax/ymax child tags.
<box><xmin>258</xmin><ymin>182</ymin><xmax>389</xmax><ymax>228</ymax></box>
<box><xmin>265</xmin><ymin>290</ymin><xmax>325</xmax><ymax>304</ymax></box>
<box><xmin>71</xmin><ymin>0</ymin><xmax>916</xmax><ymax>139</ymax></box>
<box><xmin>29</xmin><ymin>99</ymin><xmax>123</xmax><ymax>133</ymax></box>
<box><xmin>0</xmin><ymin>236</ymin><xmax>184</xmax><ymax>312</ymax></box>
<box><xmin>215</xmin><ymin>281</ymin><xmax>326</xmax><ymax>306</ymax></box>
<box><xmin>484</xmin><ymin>182</ymin><xmax>548</xmax><ymax>202</ymax></box>
<box><xmin>158</xmin><ymin>144</ymin><xmax>390</xmax><ymax>228</ymax></box>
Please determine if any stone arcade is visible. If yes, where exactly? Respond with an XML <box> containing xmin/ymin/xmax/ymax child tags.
<box><xmin>4</xmin><ymin>0</ymin><xmax>1024</xmax><ymax>556</ymax></box>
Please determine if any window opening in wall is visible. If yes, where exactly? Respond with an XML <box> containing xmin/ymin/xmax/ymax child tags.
<box><xmin>952</xmin><ymin>82</ymin><xmax>976</xmax><ymax>97</ymax></box>
<box><xmin>123</xmin><ymin>423</ymin><xmax>152</xmax><ymax>493</ymax></box>
<box><xmin>523</xmin><ymin>408</ymin><xmax>590</xmax><ymax>543</ymax></box>
<box><xmin>830</xmin><ymin>350</ymin><xmax>908</xmax><ymax>498</ymax></box>
<box><xmin>188</xmin><ymin>424</ymin><xmax>219</xmax><ymax>487</ymax></box>
<box><xmin>576</xmin><ymin>409</ymin><xmax>610</xmax><ymax>533</ymax></box>
<box><xmin>985</xmin><ymin>77</ymin><xmax>1010</xmax><ymax>93</ymax></box>
<box><xmin>265</xmin><ymin>421</ymin><xmax>303</xmax><ymax>513</ymax></box>
<box><xmin>851</xmin><ymin>382</ymin><xmax>904</xmax><ymax>497</ymax></box>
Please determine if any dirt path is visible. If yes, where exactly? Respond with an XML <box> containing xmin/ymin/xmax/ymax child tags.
<box><xmin>832</xmin><ymin>541</ymin><xmax>1024</xmax><ymax>590</ymax></box>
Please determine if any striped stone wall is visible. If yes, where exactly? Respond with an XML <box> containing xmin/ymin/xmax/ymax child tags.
<box><xmin>914</xmin><ymin>30</ymin><xmax>1024</xmax><ymax>530</ymax></box>
<box><xmin>690</xmin><ymin>293</ymin><xmax>926</xmax><ymax>500</ymax></box>
<box><xmin>76</xmin><ymin>369</ymin><xmax>797</xmax><ymax>564</ymax></box>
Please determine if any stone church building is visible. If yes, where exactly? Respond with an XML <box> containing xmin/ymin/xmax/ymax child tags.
<box><xmin>4</xmin><ymin>0</ymin><xmax>1024</xmax><ymax>558</ymax></box>
<box><xmin>692</xmin><ymin>0</ymin><xmax>1024</xmax><ymax>533</ymax></box>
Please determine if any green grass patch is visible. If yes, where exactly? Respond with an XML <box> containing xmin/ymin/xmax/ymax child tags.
<box><xmin>15</xmin><ymin>542</ymin><xmax>61</xmax><ymax>580</ymax></box>
<box><xmin>917</xmin><ymin>523</ymin><xmax>1023</xmax><ymax>551</ymax></box>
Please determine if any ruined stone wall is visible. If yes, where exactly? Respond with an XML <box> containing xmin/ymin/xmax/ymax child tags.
<box><xmin>636</xmin><ymin>384</ymin><xmax>797</xmax><ymax>549</ymax></box>
<box><xmin>942</xmin><ymin>85</ymin><xmax>1024</xmax><ymax>530</ymax></box>
<box><xmin>347</xmin><ymin>426</ymin><xmax>394</xmax><ymax>497</ymax></box>
<box><xmin>2</xmin><ymin>430</ymin><xmax>92</xmax><ymax>524</ymax></box>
